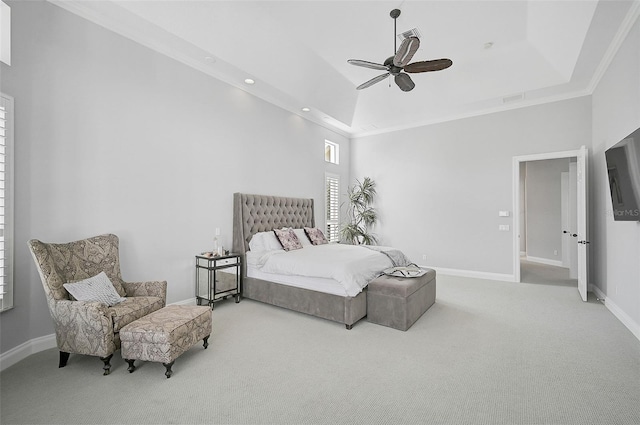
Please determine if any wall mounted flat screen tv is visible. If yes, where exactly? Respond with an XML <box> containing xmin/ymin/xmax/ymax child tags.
<box><xmin>605</xmin><ymin>126</ymin><xmax>640</xmax><ymax>221</ymax></box>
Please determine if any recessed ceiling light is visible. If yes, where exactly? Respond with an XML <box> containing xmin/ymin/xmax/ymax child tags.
<box><xmin>484</xmin><ymin>42</ymin><xmax>494</xmax><ymax>49</ymax></box>
<box><xmin>244</xmin><ymin>78</ymin><xmax>255</xmax><ymax>85</ymax></box>
<box><xmin>301</xmin><ymin>107</ymin><xmax>311</xmax><ymax>112</ymax></box>
<box><xmin>204</xmin><ymin>56</ymin><xmax>216</xmax><ymax>63</ymax></box>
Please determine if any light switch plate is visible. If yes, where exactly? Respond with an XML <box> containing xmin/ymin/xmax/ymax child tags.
<box><xmin>499</xmin><ymin>224</ymin><xmax>510</xmax><ymax>231</ymax></box>
<box><xmin>499</xmin><ymin>211</ymin><xmax>510</xmax><ymax>217</ymax></box>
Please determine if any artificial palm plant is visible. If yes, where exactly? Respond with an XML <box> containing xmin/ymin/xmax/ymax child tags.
<box><xmin>340</xmin><ymin>176</ymin><xmax>378</xmax><ymax>245</ymax></box>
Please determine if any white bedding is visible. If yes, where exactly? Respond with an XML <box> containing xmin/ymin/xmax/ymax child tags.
<box><xmin>246</xmin><ymin>266</ymin><xmax>349</xmax><ymax>296</ymax></box>
<box><xmin>247</xmin><ymin>244</ymin><xmax>409</xmax><ymax>297</ymax></box>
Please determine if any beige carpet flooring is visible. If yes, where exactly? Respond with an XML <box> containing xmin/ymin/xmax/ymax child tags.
<box><xmin>1</xmin><ymin>272</ymin><xmax>639</xmax><ymax>425</ymax></box>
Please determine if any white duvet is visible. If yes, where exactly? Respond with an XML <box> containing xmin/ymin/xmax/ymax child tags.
<box><xmin>249</xmin><ymin>244</ymin><xmax>409</xmax><ymax>297</ymax></box>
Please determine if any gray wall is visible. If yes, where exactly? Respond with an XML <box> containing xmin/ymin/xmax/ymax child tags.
<box><xmin>350</xmin><ymin>97</ymin><xmax>591</xmax><ymax>277</ymax></box>
<box><xmin>2</xmin><ymin>1</ymin><xmax>638</xmax><ymax>356</ymax></box>
<box><xmin>591</xmin><ymin>15</ymin><xmax>640</xmax><ymax>327</ymax></box>
<box><xmin>0</xmin><ymin>1</ymin><xmax>350</xmax><ymax>354</ymax></box>
<box><xmin>525</xmin><ymin>158</ymin><xmax>570</xmax><ymax>262</ymax></box>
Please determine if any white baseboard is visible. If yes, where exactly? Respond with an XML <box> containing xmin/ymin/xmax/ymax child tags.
<box><xmin>0</xmin><ymin>297</ymin><xmax>198</xmax><ymax>372</ymax></box>
<box><xmin>424</xmin><ymin>266</ymin><xmax>515</xmax><ymax>282</ymax></box>
<box><xmin>525</xmin><ymin>256</ymin><xmax>564</xmax><ymax>267</ymax></box>
<box><xmin>171</xmin><ymin>297</ymin><xmax>197</xmax><ymax>306</ymax></box>
<box><xmin>0</xmin><ymin>333</ymin><xmax>57</xmax><ymax>372</ymax></box>
<box><xmin>590</xmin><ymin>285</ymin><xmax>640</xmax><ymax>342</ymax></box>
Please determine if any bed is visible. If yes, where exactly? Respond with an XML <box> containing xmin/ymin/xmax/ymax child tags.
<box><xmin>232</xmin><ymin>193</ymin><xmax>373</xmax><ymax>329</ymax></box>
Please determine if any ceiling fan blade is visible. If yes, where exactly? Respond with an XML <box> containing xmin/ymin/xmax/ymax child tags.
<box><xmin>356</xmin><ymin>73</ymin><xmax>390</xmax><ymax>90</ymax></box>
<box><xmin>395</xmin><ymin>73</ymin><xmax>415</xmax><ymax>92</ymax></box>
<box><xmin>393</xmin><ymin>36</ymin><xmax>420</xmax><ymax>67</ymax></box>
<box><xmin>404</xmin><ymin>58</ymin><xmax>453</xmax><ymax>73</ymax></box>
<box><xmin>347</xmin><ymin>59</ymin><xmax>389</xmax><ymax>71</ymax></box>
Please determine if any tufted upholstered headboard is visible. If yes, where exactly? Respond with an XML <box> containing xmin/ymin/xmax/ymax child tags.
<box><xmin>232</xmin><ymin>193</ymin><xmax>315</xmax><ymax>255</ymax></box>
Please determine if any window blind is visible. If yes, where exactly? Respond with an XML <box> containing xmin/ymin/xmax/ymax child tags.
<box><xmin>325</xmin><ymin>174</ymin><xmax>340</xmax><ymax>243</ymax></box>
<box><xmin>0</xmin><ymin>94</ymin><xmax>13</xmax><ymax>311</ymax></box>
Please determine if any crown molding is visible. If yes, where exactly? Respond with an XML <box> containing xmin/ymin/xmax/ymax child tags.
<box><xmin>587</xmin><ymin>0</ymin><xmax>640</xmax><ymax>94</ymax></box>
<box><xmin>350</xmin><ymin>89</ymin><xmax>591</xmax><ymax>138</ymax></box>
<box><xmin>47</xmin><ymin>0</ymin><xmax>353</xmax><ymax>139</ymax></box>
<box><xmin>47</xmin><ymin>0</ymin><xmax>640</xmax><ymax>141</ymax></box>
<box><xmin>353</xmin><ymin>1</ymin><xmax>640</xmax><ymax>140</ymax></box>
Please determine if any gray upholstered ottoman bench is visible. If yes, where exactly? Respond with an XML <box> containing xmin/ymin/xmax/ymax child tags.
<box><xmin>120</xmin><ymin>305</ymin><xmax>212</xmax><ymax>378</ymax></box>
<box><xmin>367</xmin><ymin>268</ymin><xmax>436</xmax><ymax>331</ymax></box>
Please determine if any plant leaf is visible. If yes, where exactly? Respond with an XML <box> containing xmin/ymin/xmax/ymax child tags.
<box><xmin>342</xmin><ymin>176</ymin><xmax>377</xmax><ymax>245</ymax></box>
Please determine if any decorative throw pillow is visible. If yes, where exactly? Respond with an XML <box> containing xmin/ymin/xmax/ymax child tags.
<box><xmin>63</xmin><ymin>272</ymin><xmax>127</xmax><ymax>306</ymax></box>
<box><xmin>304</xmin><ymin>227</ymin><xmax>328</xmax><ymax>245</ymax></box>
<box><xmin>273</xmin><ymin>228</ymin><xmax>303</xmax><ymax>251</ymax></box>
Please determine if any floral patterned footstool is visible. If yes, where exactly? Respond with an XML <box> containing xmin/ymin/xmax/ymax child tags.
<box><xmin>120</xmin><ymin>305</ymin><xmax>212</xmax><ymax>378</ymax></box>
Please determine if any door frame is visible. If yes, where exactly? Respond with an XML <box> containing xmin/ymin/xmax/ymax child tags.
<box><xmin>512</xmin><ymin>147</ymin><xmax>587</xmax><ymax>286</ymax></box>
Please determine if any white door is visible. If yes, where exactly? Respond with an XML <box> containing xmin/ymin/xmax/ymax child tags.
<box><xmin>569</xmin><ymin>162</ymin><xmax>578</xmax><ymax>279</ymax></box>
<box><xmin>576</xmin><ymin>146</ymin><xmax>589</xmax><ymax>301</ymax></box>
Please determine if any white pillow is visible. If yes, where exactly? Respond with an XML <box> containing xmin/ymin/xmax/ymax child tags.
<box><xmin>293</xmin><ymin>228</ymin><xmax>312</xmax><ymax>247</ymax></box>
<box><xmin>248</xmin><ymin>231</ymin><xmax>284</xmax><ymax>252</ymax></box>
<box><xmin>63</xmin><ymin>272</ymin><xmax>126</xmax><ymax>306</ymax></box>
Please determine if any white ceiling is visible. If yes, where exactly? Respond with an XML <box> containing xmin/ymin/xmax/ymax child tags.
<box><xmin>52</xmin><ymin>0</ymin><xmax>639</xmax><ymax>137</ymax></box>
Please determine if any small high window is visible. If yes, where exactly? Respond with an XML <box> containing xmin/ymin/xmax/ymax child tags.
<box><xmin>325</xmin><ymin>140</ymin><xmax>339</xmax><ymax>165</ymax></box>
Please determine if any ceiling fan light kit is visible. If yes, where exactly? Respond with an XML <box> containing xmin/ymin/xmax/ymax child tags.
<box><xmin>395</xmin><ymin>73</ymin><xmax>415</xmax><ymax>92</ymax></box>
<box><xmin>348</xmin><ymin>8</ymin><xmax>452</xmax><ymax>92</ymax></box>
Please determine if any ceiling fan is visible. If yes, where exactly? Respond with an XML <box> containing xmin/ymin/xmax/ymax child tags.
<box><xmin>347</xmin><ymin>9</ymin><xmax>453</xmax><ymax>92</ymax></box>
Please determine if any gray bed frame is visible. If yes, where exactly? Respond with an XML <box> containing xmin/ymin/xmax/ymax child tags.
<box><xmin>232</xmin><ymin>192</ymin><xmax>367</xmax><ymax>329</ymax></box>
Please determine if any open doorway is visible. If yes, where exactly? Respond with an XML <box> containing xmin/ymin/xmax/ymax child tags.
<box><xmin>512</xmin><ymin>147</ymin><xmax>589</xmax><ymax>300</ymax></box>
<box><xmin>519</xmin><ymin>158</ymin><xmax>578</xmax><ymax>287</ymax></box>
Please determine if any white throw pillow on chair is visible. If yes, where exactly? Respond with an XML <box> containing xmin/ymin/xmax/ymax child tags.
<box><xmin>63</xmin><ymin>272</ymin><xmax>126</xmax><ymax>306</ymax></box>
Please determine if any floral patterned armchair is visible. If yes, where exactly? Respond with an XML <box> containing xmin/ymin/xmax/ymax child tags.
<box><xmin>28</xmin><ymin>234</ymin><xmax>167</xmax><ymax>375</ymax></box>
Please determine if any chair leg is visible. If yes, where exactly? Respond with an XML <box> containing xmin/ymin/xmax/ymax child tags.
<box><xmin>163</xmin><ymin>361</ymin><xmax>174</xmax><ymax>379</ymax></box>
<box><xmin>203</xmin><ymin>335</ymin><xmax>210</xmax><ymax>349</ymax></box>
<box><xmin>59</xmin><ymin>351</ymin><xmax>70</xmax><ymax>368</ymax></box>
<box><xmin>125</xmin><ymin>359</ymin><xmax>136</xmax><ymax>373</ymax></box>
<box><xmin>99</xmin><ymin>354</ymin><xmax>113</xmax><ymax>376</ymax></box>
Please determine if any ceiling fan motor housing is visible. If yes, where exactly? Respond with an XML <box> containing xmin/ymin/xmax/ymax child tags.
<box><xmin>383</xmin><ymin>57</ymin><xmax>403</xmax><ymax>75</ymax></box>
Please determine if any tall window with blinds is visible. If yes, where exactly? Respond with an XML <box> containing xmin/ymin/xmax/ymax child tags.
<box><xmin>0</xmin><ymin>93</ymin><xmax>14</xmax><ymax>312</ymax></box>
<box><xmin>325</xmin><ymin>173</ymin><xmax>340</xmax><ymax>243</ymax></box>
